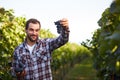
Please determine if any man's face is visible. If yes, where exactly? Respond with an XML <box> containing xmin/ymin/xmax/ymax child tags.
<box><xmin>26</xmin><ymin>23</ymin><xmax>40</xmax><ymax>42</ymax></box>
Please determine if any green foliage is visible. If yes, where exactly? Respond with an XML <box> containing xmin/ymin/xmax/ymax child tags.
<box><xmin>0</xmin><ymin>7</ymin><xmax>26</xmax><ymax>79</ymax></box>
<box><xmin>40</xmin><ymin>29</ymin><xmax>56</xmax><ymax>38</ymax></box>
<box><xmin>64</xmin><ymin>57</ymin><xmax>98</xmax><ymax>80</ymax></box>
<box><xmin>82</xmin><ymin>0</ymin><xmax>120</xmax><ymax>79</ymax></box>
<box><xmin>0</xmin><ymin>7</ymin><xmax>92</xmax><ymax>80</ymax></box>
<box><xmin>51</xmin><ymin>43</ymin><xmax>92</xmax><ymax>80</ymax></box>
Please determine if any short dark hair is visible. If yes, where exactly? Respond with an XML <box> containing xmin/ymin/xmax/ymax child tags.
<box><xmin>25</xmin><ymin>18</ymin><xmax>41</xmax><ymax>30</ymax></box>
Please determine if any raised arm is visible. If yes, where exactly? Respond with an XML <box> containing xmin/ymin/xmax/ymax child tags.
<box><xmin>47</xmin><ymin>18</ymin><xmax>70</xmax><ymax>52</ymax></box>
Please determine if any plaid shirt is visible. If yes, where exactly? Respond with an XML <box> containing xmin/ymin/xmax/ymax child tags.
<box><xmin>12</xmin><ymin>28</ymin><xmax>69</xmax><ymax>80</ymax></box>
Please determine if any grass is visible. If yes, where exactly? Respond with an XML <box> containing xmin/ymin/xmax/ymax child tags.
<box><xmin>64</xmin><ymin>57</ymin><xmax>98</xmax><ymax>80</ymax></box>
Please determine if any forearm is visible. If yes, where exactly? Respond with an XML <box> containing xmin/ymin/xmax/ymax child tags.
<box><xmin>48</xmin><ymin>18</ymin><xmax>70</xmax><ymax>51</ymax></box>
<box><xmin>61</xmin><ymin>27</ymin><xmax>70</xmax><ymax>43</ymax></box>
<box><xmin>48</xmin><ymin>27</ymin><xmax>70</xmax><ymax>52</ymax></box>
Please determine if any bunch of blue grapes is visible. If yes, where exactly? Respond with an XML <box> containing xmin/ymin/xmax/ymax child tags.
<box><xmin>54</xmin><ymin>20</ymin><xmax>63</xmax><ymax>34</ymax></box>
<box><xmin>14</xmin><ymin>55</ymin><xmax>25</xmax><ymax>73</ymax></box>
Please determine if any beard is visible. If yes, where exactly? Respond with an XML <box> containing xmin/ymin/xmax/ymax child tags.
<box><xmin>27</xmin><ymin>34</ymin><xmax>38</xmax><ymax>42</ymax></box>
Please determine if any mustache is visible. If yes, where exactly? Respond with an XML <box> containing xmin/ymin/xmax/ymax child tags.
<box><xmin>30</xmin><ymin>34</ymin><xmax>37</xmax><ymax>36</ymax></box>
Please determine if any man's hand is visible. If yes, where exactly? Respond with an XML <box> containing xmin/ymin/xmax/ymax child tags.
<box><xmin>60</xmin><ymin>18</ymin><xmax>69</xmax><ymax>29</ymax></box>
<box><xmin>16</xmin><ymin>70</ymin><xmax>26</xmax><ymax>78</ymax></box>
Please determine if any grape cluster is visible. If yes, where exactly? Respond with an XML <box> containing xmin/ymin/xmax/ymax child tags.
<box><xmin>54</xmin><ymin>21</ymin><xmax>63</xmax><ymax>34</ymax></box>
<box><xmin>14</xmin><ymin>55</ymin><xmax>25</xmax><ymax>73</ymax></box>
<box><xmin>15</xmin><ymin>62</ymin><xmax>25</xmax><ymax>73</ymax></box>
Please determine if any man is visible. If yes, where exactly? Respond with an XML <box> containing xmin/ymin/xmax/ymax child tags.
<box><xmin>12</xmin><ymin>18</ymin><xmax>70</xmax><ymax>80</ymax></box>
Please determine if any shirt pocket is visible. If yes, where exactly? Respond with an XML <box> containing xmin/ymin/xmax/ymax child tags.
<box><xmin>36</xmin><ymin>49</ymin><xmax>48</xmax><ymax>62</ymax></box>
<box><xmin>21</xmin><ymin>54</ymin><xmax>32</xmax><ymax>67</ymax></box>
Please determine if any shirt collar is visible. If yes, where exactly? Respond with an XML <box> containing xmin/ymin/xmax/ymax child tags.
<box><xmin>23</xmin><ymin>37</ymin><xmax>39</xmax><ymax>48</ymax></box>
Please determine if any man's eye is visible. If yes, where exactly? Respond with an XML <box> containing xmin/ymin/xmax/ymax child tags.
<box><xmin>29</xmin><ymin>28</ymin><xmax>33</xmax><ymax>31</ymax></box>
<box><xmin>36</xmin><ymin>29</ymin><xmax>39</xmax><ymax>32</ymax></box>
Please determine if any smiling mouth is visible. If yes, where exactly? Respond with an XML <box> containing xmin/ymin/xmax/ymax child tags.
<box><xmin>31</xmin><ymin>35</ymin><xmax>37</xmax><ymax>38</ymax></box>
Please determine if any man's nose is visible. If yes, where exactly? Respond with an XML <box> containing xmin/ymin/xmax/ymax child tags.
<box><xmin>33</xmin><ymin>30</ymin><xmax>37</xmax><ymax>35</ymax></box>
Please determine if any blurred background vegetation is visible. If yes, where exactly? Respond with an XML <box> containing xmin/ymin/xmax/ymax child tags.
<box><xmin>1</xmin><ymin>0</ymin><xmax>120</xmax><ymax>80</ymax></box>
